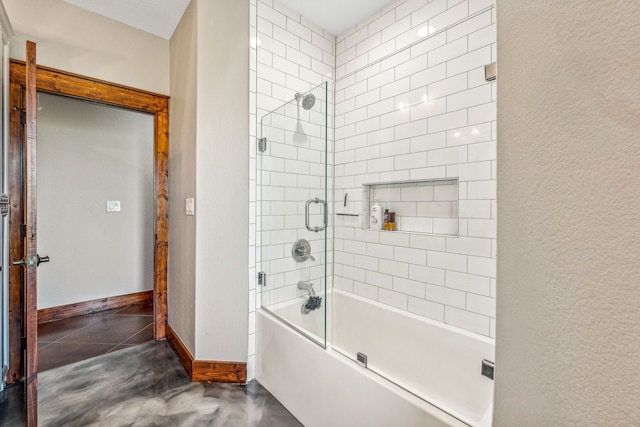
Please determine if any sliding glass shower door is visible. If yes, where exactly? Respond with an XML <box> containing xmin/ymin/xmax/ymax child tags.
<box><xmin>257</xmin><ymin>82</ymin><xmax>328</xmax><ymax>347</ymax></box>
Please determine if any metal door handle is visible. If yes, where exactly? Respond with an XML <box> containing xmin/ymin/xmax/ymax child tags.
<box><xmin>305</xmin><ymin>198</ymin><xmax>327</xmax><ymax>233</ymax></box>
<box><xmin>12</xmin><ymin>254</ymin><xmax>50</xmax><ymax>267</ymax></box>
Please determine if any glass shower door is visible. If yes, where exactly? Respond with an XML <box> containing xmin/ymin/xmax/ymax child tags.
<box><xmin>257</xmin><ymin>83</ymin><xmax>328</xmax><ymax>347</ymax></box>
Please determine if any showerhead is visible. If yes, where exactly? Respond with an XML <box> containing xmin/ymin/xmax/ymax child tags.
<box><xmin>294</xmin><ymin>92</ymin><xmax>316</xmax><ymax>110</ymax></box>
<box><xmin>302</xmin><ymin>94</ymin><xmax>315</xmax><ymax>110</ymax></box>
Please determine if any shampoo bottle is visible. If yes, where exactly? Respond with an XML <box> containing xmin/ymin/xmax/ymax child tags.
<box><xmin>370</xmin><ymin>200</ymin><xmax>383</xmax><ymax>230</ymax></box>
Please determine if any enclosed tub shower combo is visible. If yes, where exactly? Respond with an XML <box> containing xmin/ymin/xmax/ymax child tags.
<box><xmin>254</xmin><ymin>1</ymin><xmax>497</xmax><ymax>426</ymax></box>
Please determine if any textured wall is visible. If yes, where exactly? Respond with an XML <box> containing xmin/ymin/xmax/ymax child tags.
<box><xmin>495</xmin><ymin>1</ymin><xmax>640</xmax><ymax>424</ymax></box>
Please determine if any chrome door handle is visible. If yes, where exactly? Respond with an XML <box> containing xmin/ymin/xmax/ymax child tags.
<box><xmin>12</xmin><ymin>254</ymin><xmax>50</xmax><ymax>267</ymax></box>
<box><xmin>305</xmin><ymin>198</ymin><xmax>327</xmax><ymax>233</ymax></box>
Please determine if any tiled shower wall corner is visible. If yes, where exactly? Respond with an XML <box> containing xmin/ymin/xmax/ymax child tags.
<box><xmin>249</xmin><ymin>0</ymin><xmax>336</xmax><ymax>379</ymax></box>
<box><xmin>334</xmin><ymin>0</ymin><xmax>497</xmax><ymax>337</ymax></box>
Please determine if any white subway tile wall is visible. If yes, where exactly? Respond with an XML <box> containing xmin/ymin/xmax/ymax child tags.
<box><xmin>251</xmin><ymin>0</ymin><xmax>497</xmax><ymax>381</ymax></box>
<box><xmin>334</xmin><ymin>0</ymin><xmax>496</xmax><ymax>337</ymax></box>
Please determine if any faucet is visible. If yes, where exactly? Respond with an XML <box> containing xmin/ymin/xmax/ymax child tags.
<box><xmin>297</xmin><ymin>280</ymin><xmax>316</xmax><ymax>296</ymax></box>
<box><xmin>297</xmin><ymin>281</ymin><xmax>322</xmax><ymax>314</ymax></box>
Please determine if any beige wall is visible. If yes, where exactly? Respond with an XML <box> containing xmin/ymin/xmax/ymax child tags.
<box><xmin>193</xmin><ymin>0</ymin><xmax>249</xmax><ymax>362</ymax></box>
<box><xmin>37</xmin><ymin>93</ymin><xmax>154</xmax><ymax>309</ymax></box>
<box><xmin>168</xmin><ymin>0</ymin><xmax>197</xmax><ymax>355</ymax></box>
<box><xmin>495</xmin><ymin>1</ymin><xmax>640</xmax><ymax>425</ymax></box>
<box><xmin>4</xmin><ymin>0</ymin><xmax>169</xmax><ymax>94</ymax></box>
<box><xmin>168</xmin><ymin>0</ymin><xmax>249</xmax><ymax>362</ymax></box>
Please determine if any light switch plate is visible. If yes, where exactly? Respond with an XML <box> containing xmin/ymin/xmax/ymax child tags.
<box><xmin>106</xmin><ymin>201</ymin><xmax>121</xmax><ymax>212</ymax></box>
<box><xmin>185</xmin><ymin>198</ymin><xmax>195</xmax><ymax>216</ymax></box>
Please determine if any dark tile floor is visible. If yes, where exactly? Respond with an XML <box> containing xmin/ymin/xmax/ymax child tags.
<box><xmin>38</xmin><ymin>301</ymin><xmax>154</xmax><ymax>371</ymax></box>
<box><xmin>0</xmin><ymin>341</ymin><xmax>302</xmax><ymax>427</ymax></box>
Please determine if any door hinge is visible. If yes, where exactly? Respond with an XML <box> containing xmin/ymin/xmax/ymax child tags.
<box><xmin>20</xmin><ymin>336</ymin><xmax>26</xmax><ymax>351</ymax></box>
<box><xmin>258</xmin><ymin>137</ymin><xmax>267</xmax><ymax>153</ymax></box>
<box><xmin>20</xmin><ymin>224</ymin><xmax>26</xmax><ymax>238</ymax></box>
<box><xmin>258</xmin><ymin>271</ymin><xmax>266</xmax><ymax>287</ymax></box>
<box><xmin>20</xmin><ymin>110</ymin><xmax>26</xmax><ymax>125</ymax></box>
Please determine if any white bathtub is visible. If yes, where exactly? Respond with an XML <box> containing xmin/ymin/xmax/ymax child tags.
<box><xmin>257</xmin><ymin>289</ymin><xmax>494</xmax><ymax>426</ymax></box>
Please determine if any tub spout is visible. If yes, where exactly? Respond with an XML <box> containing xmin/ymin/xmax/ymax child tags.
<box><xmin>297</xmin><ymin>280</ymin><xmax>316</xmax><ymax>296</ymax></box>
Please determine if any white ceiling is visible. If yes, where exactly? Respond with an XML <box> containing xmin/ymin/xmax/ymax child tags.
<box><xmin>64</xmin><ymin>0</ymin><xmax>393</xmax><ymax>40</ymax></box>
<box><xmin>276</xmin><ymin>0</ymin><xmax>393</xmax><ymax>35</ymax></box>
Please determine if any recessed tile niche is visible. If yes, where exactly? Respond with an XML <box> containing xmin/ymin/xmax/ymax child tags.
<box><xmin>362</xmin><ymin>178</ymin><xmax>459</xmax><ymax>236</ymax></box>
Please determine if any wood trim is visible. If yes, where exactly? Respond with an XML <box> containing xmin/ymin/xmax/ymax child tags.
<box><xmin>24</xmin><ymin>40</ymin><xmax>39</xmax><ymax>427</ymax></box>
<box><xmin>8</xmin><ymin>59</ymin><xmax>169</xmax><ymax>375</ymax></box>
<box><xmin>165</xmin><ymin>323</ymin><xmax>193</xmax><ymax>378</ymax></box>
<box><xmin>37</xmin><ymin>291</ymin><xmax>153</xmax><ymax>324</ymax></box>
<box><xmin>166</xmin><ymin>324</ymin><xmax>247</xmax><ymax>384</ymax></box>
<box><xmin>192</xmin><ymin>361</ymin><xmax>247</xmax><ymax>383</ymax></box>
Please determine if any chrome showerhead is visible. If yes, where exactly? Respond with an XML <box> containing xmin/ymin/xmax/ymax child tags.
<box><xmin>294</xmin><ymin>92</ymin><xmax>316</xmax><ymax>110</ymax></box>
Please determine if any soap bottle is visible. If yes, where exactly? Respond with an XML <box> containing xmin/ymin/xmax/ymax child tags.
<box><xmin>370</xmin><ymin>200</ymin><xmax>383</xmax><ymax>230</ymax></box>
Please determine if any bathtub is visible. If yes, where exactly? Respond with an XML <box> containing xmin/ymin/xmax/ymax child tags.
<box><xmin>257</xmin><ymin>289</ymin><xmax>494</xmax><ymax>426</ymax></box>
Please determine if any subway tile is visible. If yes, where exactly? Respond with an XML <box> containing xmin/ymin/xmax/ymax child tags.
<box><xmin>381</xmin><ymin>77</ymin><xmax>411</xmax><ymax>100</ymax></box>
<box><xmin>447</xmin><ymin>46</ymin><xmax>491</xmax><ymax>78</ymax></box>
<box><xmin>409</xmin><ymin>264</ymin><xmax>445</xmax><ymax>286</ymax></box>
<box><xmin>468</xmin><ymin>24</ymin><xmax>496</xmax><ymax>51</ymax></box>
<box><xmin>300</xmin><ymin>40</ymin><xmax>324</xmax><ymax>62</ymax></box>
<box><xmin>394</xmin><ymin>277</ymin><xmax>426</xmax><ymax>298</ymax></box>
<box><xmin>312</xmin><ymin>32</ymin><xmax>334</xmax><ymax>53</ymax></box>
<box><xmin>428</xmin><ymin>145</ymin><xmax>467</xmax><ymax>166</ymax></box>
<box><xmin>446</xmin><ymin>161</ymin><xmax>492</xmax><ymax>181</ymax></box>
<box><xmin>433</xmin><ymin>218</ymin><xmax>458</xmax><ymax>235</ymax></box>
<box><xmin>344</xmin><ymin>160</ymin><xmax>367</xmax><ymax>176</ymax></box>
<box><xmin>369</xmin><ymin>98</ymin><xmax>399</xmax><ymax>120</ymax></box>
<box><xmin>428</xmin><ymin>37</ymin><xmax>467</xmax><ymax>67</ymax></box>
<box><xmin>379</xmin><ymin>231</ymin><xmax>410</xmax><ymax>247</ymax></box>
<box><xmin>345</xmin><ymin>26</ymin><xmax>369</xmax><ymax>50</ymax></box>
<box><xmin>355</xmin><ymin>117</ymin><xmax>381</xmax><ymax>134</ymax></box>
<box><xmin>410</xmin><ymin>234</ymin><xmax>446</xmax><ymax>251</ymax></box>
<box><xmin>368</xmin><ymin>157</ymin><xmax>395</xmax><ymax>173</ymax></box>
<box><xmin>342</xmin><ymin>265</ymin><xmax>366</xmax><ymax>282</ymax></box>
<box><xmin>354</xmin><ymin>254</ymin><xmax>379</xmax><ymax>271</ymax></box>
<box><xmin>394</xmin><ymin>246</ymin><xmax>427</xmax><ymax>266</ymax></box>
<box><xmin>428</xmin><ymin>73</ymin><xmax>467</xmax><ymax>100</ymax></box>
<box><xmin>426</xmin><ymin>284</ymin><xmax>465</xmax><ymax>308</ymax></box>
<box><xmin>429</xmin><ymin>1</ymin><xmax>469</xmax><ymax>34</ymax></box>
<box><xmin>273</xmin><ymin>26</ymin><xmax>300</xmax><ymax>50</ymax></box>
<box><xmin>446</xmin><ymin>9</ymin><xmax>491</xmax><ymax>42</ymax></box>
<box><xmin>428</xmin><ymin>250</ymin><xmax>467</xmax><ymax>272</ymax></box>
<box><xmin>459</xmin><ymin>200</ymin><xmax>491</xmax><ymax>218</ymax></box>
<box><xmin>409</xmin><ymin>166</ymin><xmax>447</xmax><ymax>181</ymax></box>
<box><xmin>412</xmin><ymin>0</ymin><xmax>448</xmax><ymax>30</ymax></box>
<box><xmin>408</xmin><ymin>297</ymin><xmax>444</xmax><ymax>321</ymax></box>
<box><xmin>355</xmin><ymin>144</ymin><xmax>380</xmax><ymax>161</ymax></box>
<box><xmin>367</xmin><ymin>9</ymin><xmax>397</xmax><ymax>36</ymax></box>
<box><xmin>447</xmin><ymin>84</ymin><xmax>492</xmax><ymax>112</ymax></box>
<box><xmin>466</xmin><ymin>293</ymin><xmax>495</xmax><ymax>317</ymax></box>
<box><xmin>357</xmin><ymin>31</ymin><xmax>382</xmax><ymax>57</ymax></box>
<box><xmin>345</xmin><ymin>53</ymin><xmax>371</xmax><ymax>75</ymax></box>
<box><xmin>367</xmin><ymin>242</ymin><xmax>394</xmax><ymax>260</ymax></box>
<box><xmin>381</xmin><ymin>109</ymin><xmax>411</xmax><ymax>129</ymax></box>
<box><xmin>445</xmin><ymin>270</ymin><xmax>490</xmax><ymax>295</ymax></box>
<box><xmin>394</xmin><ymin>152</ymin><xmax>427</xmax><ymax>170</ymax></box>
<box><xmin>380</xmin><ymin>48</ymin><xmax>411</xmax><ymax>71</ymax></box>
<box><xmin>447</xmin><ymin>122</ymin><xmax>492</xmax><ymax>147</ymax></box>
<box><xmin>411</xmin><ymin>63</ymin><xmax>447</xmax><ymax>90</ymax></box>
<box><xmin>468</xmin><ymin>101</ymin><xmax>496</xmax><ymax>125</ymax></box>
<box><xmin>467</xmin><ymin>255</ymin><xmax>496</xmax><ymax>278</ymax></box>
<box><xmin>259</xmin><ymin>4</ymin><xmax>287</xmax><ymax>29</ymax></box>
<box><xmin>345</xmin><ymin>134</ymin><xmax>368</xmax><ymax>149</ymax></box>
<box><xmin>434</xmin><ymin>184</ymin><xmax>457</xmax><ymax>201</ymax></box>
<box><xmin>444</xmin><ymin>306</ymin><xmax>490</xmax><ymax>335</ymax></box>
<box><xmin>396</xmin><ymin>216</ymin><xmax>433</xmax><ymax>233</ymax></box>
<box><xmin>446</xmin><ymin>236</ymin><xmax>491</xmax><ymax>257</ymax></box>
<box><xmin>469</xmin><ymin>0</ymin><xmax>495</xmax><ymax>15</ymax></box>
<box><xmin>368</xmin><ymin>128</ymin><xmax>395</xmax><ymax>145</ymax></box>
<box><xmin>368</xmin><ymin>68</ymin><xmax>396</xmax><ymax>90</ymax></box>
<box><xmin>396</xmin><ymin>53</ymin><xmax>429</xmax><ymax>80</ymax></box>
<box><xmin>366</xmin><ymin>270</ymin><xmax>393</xmax><ymax>290</ymax></box>
<box><xmin>411</xmin><ymin>98</ymin><xmax>447</xmax><ymax>121</ymax></box>
<box><xmin>467</xmin><ymin>180</ymin><xmax>496</xmax><ymax>199</ymax></box>
<box><xmin>395</xmin><ymin>120</ymin><xmax>428</xmax><ymax>140</ymax></box>
<box><xmin>411</xmin><ymin>132</ymin><xmax>447</xmax><ymax>152</ymax></box>
<box><xmin>356</xmin><ymin>88</ymin><xmax>382</xmax><ymax>108</ymax></box>
<box><xmin>334</xmin><ymin>275</ymin><xmax>354</xmax><ymax>292</ymax></box>
<box><xmin>369</xmin><ymin>40</ymin><xmax>398</xmax><ymax>64</ymax></box>
<box><xmin>417</xmin><ymin>201</ymin><xmax>453</xmax><ymax>218</ymax></box>
<box><xmin>378</xmin><ymin>289</ymin><xmax>408</xmax><ymax>310</ymax></box>
<box><xmin>467</xmin><ymin>218</ymin><xmax>496</xmax><ymax>239</ymax></box>
<box><xmin>379</xmin><ymin>259</ymin><xmax>409</xmax><ymax>278</ymax></box>
<box><xmin>354</xmin><ymin>281</ymin><xmax>379</xmax><ymax>301</ymax></box>
<box><xmin>382</xmin><ymin>16</ymin><xmax>411</xmax><ymax>42</ymax></box>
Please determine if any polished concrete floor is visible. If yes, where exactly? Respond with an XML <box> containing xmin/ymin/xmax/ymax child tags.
<box><xmin>0</xmin><ymin>341</ymin><xmax>302</xmax><ymax>426</ymax></box>
<box><xmin>38</xmin><ymin>301</ymin><xmax>154</xmax><ymax>371</ymax></box>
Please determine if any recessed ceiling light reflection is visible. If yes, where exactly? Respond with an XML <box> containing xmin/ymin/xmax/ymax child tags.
<box><xmin>472</xmin><ymin>128</ymin><xmax>480</xmax><ymax>135</ymax></box>
<box><xmin>398</xmin><ymin>102</ymin><xmax>405</xmax><ymax>110</ymax></box>
<box><xmin>417</xmin><ymin>26</ymin><xmax>435</xmax><ymax>38</ymax></box>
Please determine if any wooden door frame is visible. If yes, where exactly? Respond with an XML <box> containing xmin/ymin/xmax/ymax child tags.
<box><xmin>6</xmin><ymin>59</ymin><xmax>169</xmax><ymax>384</ymax></box>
